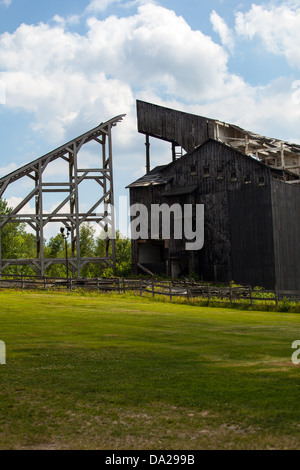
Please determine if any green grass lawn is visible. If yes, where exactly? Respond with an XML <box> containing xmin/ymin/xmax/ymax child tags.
<box><xmin>0</xmin><ymin>290</ymin><xmax>299</xmax><ymax>450</ymax></box>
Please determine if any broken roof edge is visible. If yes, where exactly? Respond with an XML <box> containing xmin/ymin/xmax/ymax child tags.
<box><xmin>126</xmin><ymin>164</ymin><xmax>170</xmax><ymax>189</ymax></box>
<box><xmin>127</xmin><ymin>137</ymin><xmax>300</xmax><ymax>188</ymax></box>
<box><xmin>136</xmin><ymin>99</ymin><xmax>300</xmax><ymax>156</ymax></box>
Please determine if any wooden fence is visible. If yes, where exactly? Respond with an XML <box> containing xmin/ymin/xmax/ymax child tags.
<box><xmin>0</xmin><ymin>275</ymin><xmax>300</xmax><ymax>306</ymax></box>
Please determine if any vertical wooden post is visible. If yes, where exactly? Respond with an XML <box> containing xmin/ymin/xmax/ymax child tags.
<box><xmin>187</xmin><ymin>287</ymin><xmax>190</xmax><ymax>300</ymax></box>
<box><xmin>207</xmin><ymin>283</ymin><xmax>210</xmax><ymax>302</ymax></box>
<box><xmin>275</xmin><ymin>289</ymin><xmax>278</xmax><ymax>309</ymax></box>
<box><xmin>119</xmin><ymin>278</ymin><xmax>121</xmax><ymax>295</ymax></box>
<box><xmin>107</xmin><ymin>126</ymin><xmax>116</xmax><ymax>273</ymax></box>
<box><xmin>146</xmin><ymin>134</ymin><xmax>150</xmax><ymax>173</ymax></box>
<box><xmin>152</xmin><ymin>279</ymin><xmax>155</xmax><ymax>297</ymax></box>
<box><xmin>73</xmin><ymin>142</ymin><xmax>81</xmax><ymax>277</ymax></box>
<box><xmin>172</xmin><ymin>142</ymin><xmax>176</xmax><ymax>163</ymax></box>
<box><xmin>229</xmin><ymin>282</ymin><xmax>233</xmax><ymax>305</ymax></box>
<box><xmin>0</xmin><ymin>229</ymin><xmax>2</xmax><ymax>280</ymax></box>
<box><xmin>249</xmin><ymin>286</ymin><xmax>253</xmax><ymax>306</ymax></box>
<box><xmin>38</xmin><ymin>161</ymin><xmax>44</xmax><ymax>276</ymax></box>
<box><xmin>169</xmin><ymin>281</ymin><xmax>172</xmax><ymax>302</ymax></box>
<box><xmin>140</xmin><ymin>279</ymin><xmax>143</xmax><ymax>297</ymax></box>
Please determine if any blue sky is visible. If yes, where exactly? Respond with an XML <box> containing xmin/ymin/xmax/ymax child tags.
<box><xmin>0</xmin><ymin>0</ymin><xmax>300</xmax><ymax>237</ymax></box>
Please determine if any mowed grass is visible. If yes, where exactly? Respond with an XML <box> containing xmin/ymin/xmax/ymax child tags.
<box><xmin>0</xmin><ymin>290</ymin><xmax>299</xmax><ymax>450</ymax></box>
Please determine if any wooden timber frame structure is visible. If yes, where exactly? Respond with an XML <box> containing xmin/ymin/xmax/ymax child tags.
<box><xmin>137</xmin><ymin>100</ymin><xmax>300</xmax><ymax>181</ymax></box>
<box><xmin>0</xmin><ymin>114</ymin><xmax>125</xmax><ymax>277</ymax></box>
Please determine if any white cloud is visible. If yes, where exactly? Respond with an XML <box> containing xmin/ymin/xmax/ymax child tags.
<box><xmin>85</xmin><ymin>0</ymin><xmax>156</xmax><ymax>13</ymax></box>
<box><xmin>84</xmin><ymin>4</ymin><xmax>235</xmax><ymax>102</ymax></box>
<box><xmin>0</xmin><ymin>0</ymin><xmax>12</xmax><ymax>7</ymax></box>
<box><xmin>52</xmin><ymin>14</ymin><xmax>80</xmax><ymax>27</ymax></box>
<box><xmin>210</xmin><ymin>10</ymin><xmax>234</xmax><ymax>52</ymax></box>
<box><xmin>0</xmin><ymin>162</ymin><xmax>17</xmax><ymax>177</ymax></box>
<box><xmin>0</xmin><ymin>1</ymin><xmax>300</xmax><ymax>186</ymax></box>
<box><xmin>6</xmin><ymin>196</ymin><xmax>35</xmax><ymax>214</ymax></box>
<box><xmin>0</xmin><ymin>3</ymin><xmax>237</xmax><ymax>146</ymax></box>
<box><xmin>86</xmin><ymin>0</ymin><xmax>122</xmax><ymax>13</ymax></box>
<box><xmin>235</xmin><ymin>3</ymin><xmax>300</xmax><ymax>69</ymax></box>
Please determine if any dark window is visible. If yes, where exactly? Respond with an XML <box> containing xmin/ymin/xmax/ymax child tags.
<box><xmin>259</xmin><ymin>176</ymin><xmax>265</xmax><ymax>186</ymax></box>
<box><xmin>203</xmin><ymin>167</ymin><xmax>210</xmax><ymax>178</ymax></box>
<box><xmin>244</xmin><ymin>175</ymin><xmax>251</xmax><ymax>184</ymax></box>
<box><xmin>217</xmin><ymin>169</ymin><xmax>224</xmax><ymax>180</ymax></box>
<box><xmin>231</xmin><ymin>172</ymin><xmax>237</xmax><ymax>182</ymax></box>
<box><xmin>191</xmin><ymin>165</ymin><xmax>197</xmax><ymax>176</ymax></box>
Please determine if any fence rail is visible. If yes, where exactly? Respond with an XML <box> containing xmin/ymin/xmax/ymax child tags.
<box><xmin>0</xmin><ymin>275</ymin><xmax>299</xmax><ymax>306</ymax></box>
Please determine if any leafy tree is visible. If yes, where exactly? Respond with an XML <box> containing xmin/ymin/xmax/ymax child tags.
<box><xmin>79</xmin><ymin>223</ymin><xmax>96</xmax><ymax>277</ymax></box>
<box><xmin>95</xmin><ymin>230</ymin><xmax>132</xmax><ymax>278</ymax></box>
<box><xmin>0</xmin><ymin>199</ymin><xmax>37</xmax><ymax>275</ymax></box>
<box><xmin>44</xmin><ymin>234</ymin><xmax>67</xmax><ymax>278</ymax></box>
<box><xmin>46</xmin><ymin>234</ymin><xmax>64</xmax><ymax>259</ymax></box>
<box><xmin>0</xmin><ymin>200</ymin><xmax>133</xmax><ymax>278</ymax></box>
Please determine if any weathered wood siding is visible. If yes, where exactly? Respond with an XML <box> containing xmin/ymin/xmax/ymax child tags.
<box><xmin>271</xmin><ymin>180</ymin><xmax>300</xmax><ymax>290</ymax></box>
<box><xmin>228</xmin><ymin>187</ymin><xmax>276</xmax><ymax>289</ymax></box>
<box><xmin>159</xmin><ymin>140</ymin><xmax>274</xmax><ymax>283</ymax></box>
<box><xmin>129</xmin><ymin>139</ymin><xmax>300</xmax><ymax>288</ymax></box>
<box><xmin>137</xmin><ymin>100</ymin><xmax>215</xmax><ymax>153</ymax></box>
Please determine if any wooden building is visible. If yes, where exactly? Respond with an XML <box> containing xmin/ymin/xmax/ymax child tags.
<box><xmin>127</xmin><ymin>101</ymin><xmax>300</xmax><ymax>290</ymax></box>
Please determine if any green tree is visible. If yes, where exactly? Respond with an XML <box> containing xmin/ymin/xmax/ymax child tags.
<box><xmin>0</xmin><ymin>199</ymin><xmax>37</xmax><ymax>275</ymax></box>
<box><xmin>44</xmin><ymin>234</ymin><xmax>66</xmax><ymax>278</ymax></box>
<box><xmin>79</xmin><ymin>223</ymin><xmax>96</xmax><ymax>277</ymax></box>
<box><xmin>95</xmin><ymin>230</ymin><xmax>132</xmax><ymax>278</ymax></box>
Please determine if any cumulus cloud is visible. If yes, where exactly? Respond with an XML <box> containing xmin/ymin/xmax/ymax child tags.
<box><xmin>85</xmin><ymin>0</ymin><xmax>156</xmax><ymax>13</ymax></box>
<box><xmin>235</xmin><ymin>3</ymin><xmax>300</xmax><ymax>69</ymax></box>
<box><xmin>86</xmin><ymin>0</ymin><xmax>122</xmax><ymax>13</ymax></box>
<box><xmin>210</xmin><ymin>10</ymin><xmax>234</xmax><ymax>52</ymax></box>
<box><xmin>0</xmin><ymin>3</ymin><xmax>240</xmax><ymax>147</ymax></box>
<box><xmin>0</xmin><ymin>0</ymin><xmax>12</xmax><ymax>7</ymax></box>
<box><xmin>0</xmin><ymin>1</ymin><xmax>300</xmax><ymax>174</ymax></box>
<box><xmin>52</xmin><ymin>14</ymin><xmax>80</xmax><ymax>27</ymax></box>
<box><xmin>0</xmin><ymin>162</ymin><xmax>17</xmax><ymax>177</ymax></box>
<box><xmin>84</xmin><ymin>4</ymin><xmax>235</xmax><ymax>102</ymax></box>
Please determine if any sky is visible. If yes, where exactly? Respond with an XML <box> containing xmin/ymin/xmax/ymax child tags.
<box><xmin>0</xmin><ymin>0</ymin><xmax>300</xmax><ymax>238</ymax></box>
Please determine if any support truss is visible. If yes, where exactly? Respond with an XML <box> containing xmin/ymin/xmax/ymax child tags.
<box><xmin>0</xmin><ymin>114</ymin><xmax>125</xmax><ymax>276</ymax></box>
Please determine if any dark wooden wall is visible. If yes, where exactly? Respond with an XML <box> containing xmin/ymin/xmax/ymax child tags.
<box><xmin>228</xmin><ymin>187</ymin><xmax>276</xmax><ymax>289</ymax></box>
<box><xmin>158</xmin><ymin>140</ymin><xmax>275</xmax><ymax>283</ymax></box>
<box><xmin>129</xmin><ymin>138</ymin><xmax>300</xmax><ymax>289</ymax></box>
<box><xmin>271</xmin><ymin>180</ymin><xmax>300</xmax><ymax>290</ymax></box>
<box><xmin>137</xmin><ymin>100</ymin><xmax>215</xmax><ymax>153</ymax></box>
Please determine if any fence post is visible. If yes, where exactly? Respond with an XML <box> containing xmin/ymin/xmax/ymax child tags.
<box><xmin>21</xmin><ymin>275</ymin><xmax>24</xmax><ymax>291</ymax></box>
<box><xmin>275</xmin><ymin>289</ymin><xmax>278</xmax><ymax>309</ymax></box>
<box><xmin>152</xmin><ymin>279</ymin><xmax>155</xmax><ymax>297</ymax></box>
<box><xmin>43</xmin><ymin>276</ymin><xmax>46</xmax><ymax>290</ymax></box>
<box><xmin>169</xmin><ymin>281</ymin><xmax>172</xmax><ymax>302</ymax></box>
<box><xmin>229</xmin><ymin>282</ymin><xmax>233</xmax><ymax>305</ymax></box>
<box><xmin>207</xmin><ymin>283</ymin><xmax>210</xmax><ymax>302</ymax></box>
<box><xmin>123</xmin><ymin>278</ymin><xmax>126</xmax><ymax>294</ymax></box>
<box><xmin>70</xmin><ymin>278</ymin><xmax>73</xmax><ymax>292</ymax></box>
<box><xmin>140</xmin><ymin>279</ymin><xmax>143</xmax><ymax>297</ymax></box>
<box><xmin>249</xmin><ymin>286</ymin><xmax>253</xmax><ymax>306</ymax></box>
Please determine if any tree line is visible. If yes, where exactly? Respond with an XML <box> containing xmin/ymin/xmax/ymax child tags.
<box><xmin>0</xmin><ymin>199</ymin><xmax>132</xmax><ymax>278</ymax></box>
